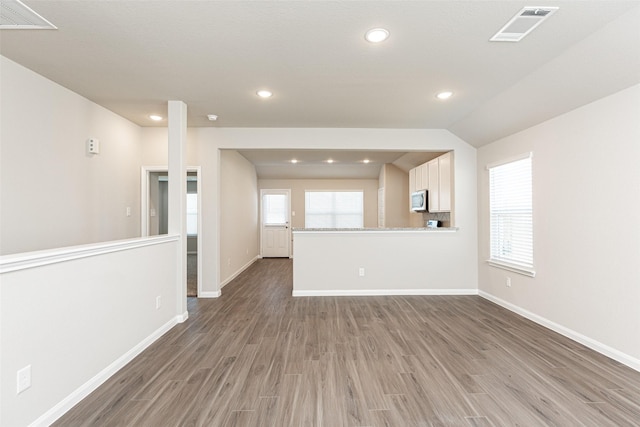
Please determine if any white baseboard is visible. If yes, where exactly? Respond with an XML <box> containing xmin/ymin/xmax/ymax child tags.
<box><xmin>479</xmin><ymin>291</ymin><xmax>640</xmax><ymax>373</ymax></box>
<box><xmin>177</xmin><ymin>311</ymin><xmax>189</xmax><ymax>322</ymax></box>
<box><xmin>199</xmin><ymin>290</ymin><xmax>221</xmax><ymax>298</ymax></box>
<box><xmin>292</xmin><ymin>288</ymin><xmax>478</xmax><ymax>297</ymax></box>
<box><xmin>220</xmin><ymin>256</ymin><xmax>260</xmax><ymax>289</ymax></box>
<box><xmin>30</xmin><ymin>315</ymin><xmax>182</xmax><ymax>427</ymax></box>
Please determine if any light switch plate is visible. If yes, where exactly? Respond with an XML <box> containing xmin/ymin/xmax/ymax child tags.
<box><xmin>17</xmin><ymin>365</ymin><xmax>31</xmax><ymax>394</ymax></box>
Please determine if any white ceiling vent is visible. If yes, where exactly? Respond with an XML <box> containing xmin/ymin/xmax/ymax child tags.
<box><xmin>490</xmin><ymin>7</ymin><xmax>558</xmax><ymax>42</ymax></box>
<box><xmin>0</xmin><ymin>0</ymin><xmax>56</xmax><ymax>29</ymax></box>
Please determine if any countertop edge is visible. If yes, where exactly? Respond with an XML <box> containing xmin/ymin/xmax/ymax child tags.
<box><xmin>293</xmin><ymin>227</ymin><xmax>459</xmax><ymax>233</ymax></box>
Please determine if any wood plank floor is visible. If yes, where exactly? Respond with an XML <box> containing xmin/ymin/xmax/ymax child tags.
<box><xmin>55</xmin><ymin>258</ymin><xmax>640</xmax><ymax>426</ymax></box>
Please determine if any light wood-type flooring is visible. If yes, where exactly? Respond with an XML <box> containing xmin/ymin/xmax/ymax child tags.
<box><xmin>55</xmin><ymin>258</ymin><xmax>640</xmax><ymax>426</ymax></box>
<box><xmin>187</xmin><ymin>254</ymin><xmax>197</xmax><ymax>297</ymax></box>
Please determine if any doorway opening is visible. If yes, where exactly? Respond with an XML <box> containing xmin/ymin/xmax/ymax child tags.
<box><xmin>142</xmin><ymin>166</ymin><xmax>202</xmax><ymax>297</ymax></box>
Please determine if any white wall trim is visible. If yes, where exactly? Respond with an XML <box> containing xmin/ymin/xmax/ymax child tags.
<box><xmin>220</xmin><ymin>256</ymin><xmax>260</xmax><ymax>289</ymax></box>
<box><xmin>292</xmin><ymin>288</ymin><xmax>478</xmax><ymax>297</ymax></box>
<box><xmin>479</xmin><ymin>291</ymin><xmax>640</xmax><ymax>373</ymax></box>
<box><xmin>486</xmin><ymin>259</ymin><xmax>536</xmax><ymax>277</ymax></box>
<box><xmin>199</xmin><ymin>291</ymin><xmax>222</xmax><ymax>298</ymax></box>
<box><xmin>28</xmin><ymin>314</ymin><xmax>183</xmax><ymax>427</ymax></box>
<box><xmin>177</xmin><ymin>311</ymin><xmax>189</xmax><ymax>323</ymax></box>
<box><xmin>0</xmin><ymin>235</ymin><xmax>180</xmax><ymax>274</ymax></box>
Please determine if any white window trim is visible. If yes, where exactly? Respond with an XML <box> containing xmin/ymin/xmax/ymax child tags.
<box><xmin>487</xmin><ymin>151</ymin><xmax>535</xmax><ymax>278</ymax></box>
<box><xmin>487</xmin><ymin>259</ymin><xmax>536</xmax><ymax>277</ymax></box>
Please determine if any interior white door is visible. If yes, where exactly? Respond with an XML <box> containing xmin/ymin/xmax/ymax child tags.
<box><xmin>261</xmin><ymin>189</ymin><xmax>291</xmax><ymax>257</ymax></box>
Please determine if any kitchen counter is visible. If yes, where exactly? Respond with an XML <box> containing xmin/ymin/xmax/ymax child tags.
<box><xmin>293</xmin><ymin>227</ymin><xmax>458</xmax><ymax>232</ymax></box>
<box><xmin>292</xmin><ymin>226</ymin><xmax>475</xmax><ymax>297</ymax></box>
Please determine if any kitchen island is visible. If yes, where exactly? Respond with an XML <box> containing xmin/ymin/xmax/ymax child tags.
<box><xmin>292</xmin><ymin>227</ymin><xmax>477</xmax><ymax>296</ymax></box>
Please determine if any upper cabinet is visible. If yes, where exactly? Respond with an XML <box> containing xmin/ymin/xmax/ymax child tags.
<box><xmin>409</xmin><ymin>168</ymin><xmax>416</xmax><ymax>194</ymax></box>
<box><xmin>409</xmin><ymin>152</ymin><xmax>452</xmax><ymax>213</ymax></box>
<box><xmin>411</xmin><ymin>162</ymin><xmax>429</xmax><ymax>192</ymax></box>
<box><xmin>428</xmin><ymin>152</ymin><xmax>452</xmax><ymax>212</ymax></box>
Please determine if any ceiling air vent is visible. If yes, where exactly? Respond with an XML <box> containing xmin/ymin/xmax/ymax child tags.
<box><xmin>490</xmin><ymin>6</ymin><xmax>558</xmax><ymax>42</ymax></box>
<box><xmin>0</xmin><ymin>0</ymin><xmax>56</xmax><ymax>29</ymax></box>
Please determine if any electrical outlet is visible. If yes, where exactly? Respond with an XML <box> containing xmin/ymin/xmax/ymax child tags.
<box><xmin>359</xmin><ymin>267</ymin><xmax>365</xmax><ymax>277</ymax></box>
<box><xmin>506</xmin><ymin>277</ymin><xmax>512</xmax><ymax>287</ymax></box>
<box><xmin>156</xmin><ymin>296</ymin><xmax>162</xmax><ymax>309</ymax></box>
<box><xmin>17</xmin><ymin>365</ymin><xmax>31</xmax><ymax>394</ymax></box>
<box><xmin>227</xmin><ymin>258</ymin><xmax>231</xmax><ymax>267</ymax></box>
<box><xmin>126</xmin><ymin>207</ymin><xmax>131</xmax><ymax>217</ymax></box>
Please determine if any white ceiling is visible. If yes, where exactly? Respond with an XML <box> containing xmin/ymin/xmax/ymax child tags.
<box><xmin>1</xmin><ymin>1</ymin><xmax>639</xmax><ymax>155</ymax></box>
<box><xmin>235</xmin><ymin>149</ymin><xmax>444</xmax><ymax>179</ymax></box>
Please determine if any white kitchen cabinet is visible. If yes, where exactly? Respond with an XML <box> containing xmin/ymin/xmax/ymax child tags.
<box><xmin>419</xmin><ymin>163</ymin><xmax>429</xmax><ymax>191</ymax></box>
<box><xmin>409</xmin><ymin>168</ymin><xmax>416</xmax><ymax>194</ymax></box>
<box><xmin>409</xmin><ymin>153</ymin><xmax>451</xmax><ymax>212</ymax></box>
<box><xmin>427</xmin><ymin>152</ymin><xmax>452</xmax><ymax>212</ymax></box>
<box><xmin>410</xmin><ymin>163</ymin><xmax>429</xmax><ymax>192</ymax></box>
<box><xmin>428</xmin><ymin>158</ymin><xmax>439</xmax><ymax>210</ymax></box>
<box><xmin>438</xmin><ymin>152</ymin><xmax>451</xmax><ymax>211</ymax></box>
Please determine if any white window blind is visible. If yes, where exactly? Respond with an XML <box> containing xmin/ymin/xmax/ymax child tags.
<box><xmin>305</xmin><ymin>191</ymin><xmax>363</xmax><ymax>228</ymax></box>
<box><xmin>489</xmin><ymin>154</ymin><xmax>533</xmax><ymax>272</ymax></box>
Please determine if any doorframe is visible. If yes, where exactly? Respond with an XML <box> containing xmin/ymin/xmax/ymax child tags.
<box><xmin>259</xmin><ymin>188</ymin><xmax>292</xmax><ymax>258</ymax></box>
<box><xmin>141</xmin><ymin>165</ymin><xmax>203</xmax><ymax>297</ymax></box>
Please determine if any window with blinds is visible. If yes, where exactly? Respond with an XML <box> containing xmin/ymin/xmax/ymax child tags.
<box><xmin>305</xmin><ymin>191</ymin><xmax>364</xmax><ymax>229</ymax></box>
<box><xmin>488</xmin><ymin>153</ymin><xmax>534</xmax><ymax>275</ymax></box>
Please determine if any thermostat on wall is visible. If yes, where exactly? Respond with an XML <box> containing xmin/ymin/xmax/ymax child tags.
<box><xmin>87</xmin><ymin>138</ymin><xmax>100</xmax><ymax>154</ymax></box>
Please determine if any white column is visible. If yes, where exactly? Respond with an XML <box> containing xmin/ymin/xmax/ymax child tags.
<box><xmin>167</xmin><ymin>100</ymin><xmax>188</xmax><ymax>320</ymax></box>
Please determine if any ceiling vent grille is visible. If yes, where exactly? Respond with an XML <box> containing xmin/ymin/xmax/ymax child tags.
<box><xmin>490</xmin><ymin>6</ymin><xmax>558</xmax><ymax>42</ymax></box>
<box><xmin>0</xmin><ymin>0</ymin><xmax>56</xmax><ymax>29</ymax></box>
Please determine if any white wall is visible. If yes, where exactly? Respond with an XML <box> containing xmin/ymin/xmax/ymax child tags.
<box><xmin>0</xmin><ymin>56</ymin><xmax>142</xmax><ymax>255</ymax></box>
<box><xmin>142</xmin><ymin>128</ymin><xmax>477</xmax><ymax>295</ymax></box>
<box><xmin>294</xmin><ymin>230</ymin><xmax>475</xmax><ymax>295</ymax></box>
<box><xmin>0</xmin><ymin>237</ymin><xmax>181</xmax><ymax>426</ymax></box>
<box><xmin>220</xmin><ymin>150</ymin><xmax>259</xmax><ymax>284</ymax></box>
<box><xmin>380</xmin><ymin>164</ymin><xmax>410</xmax><ymax>228</ymax></box>
<box><xmin>477</xmin><ymin>84</ymin><xmax>640</xmax><ymax>369</ymax></box>
<box><xmin>259</xmin><ymin>178</ymin><xmax>380</xmax><ymax>228</ymax></box>
<box><xmin>140</xmin><ymin>128</ymin><xmax>220</xmax><ymax>296</ymax></box>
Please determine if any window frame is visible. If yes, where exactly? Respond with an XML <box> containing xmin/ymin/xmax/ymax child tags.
<box><xmin>486</xmin><ymin>152</ymin><xmax>536</xmax><ymax>277</ymax></box>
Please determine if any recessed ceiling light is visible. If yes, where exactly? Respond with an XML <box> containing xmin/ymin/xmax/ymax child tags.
<box><xmin>257</xmin><ymin>90</ymin><xmax>273</xmax><ymax>98</ymax></box>
<box><xmin>291</xmin><ymin>159</ymin><xmax>298</xmax><ymax>164</ymax></box>
<box><xmin>436</xmin><ymin>91</ymin><xmax>453</xmax><ymax>100</ymax></box>
<box><xmin>365</xmin><ymin>28</ymin><xmax>390</xmax><ymax>43</ymax></box>
<box><xmin>327</xmin><ymin>159</ymin><xmax>334</xmax><ymax>164</ymax></box>
<box><xmin>363</xmin><ymin>159</ymin><xmax>371</xmax><ymax>164</ymax></box>
<box><xmin>149</xmin><ymin>115</ymin><xmax>163</xmax><ymax>121</ymax></box>
<box><xmin>207</xmin><ymin>114</ymin><xmax>218</xmax><ymax>121</ymax></box>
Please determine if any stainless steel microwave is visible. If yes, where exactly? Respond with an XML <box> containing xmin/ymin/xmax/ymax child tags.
<box><xmin>410</xmin><ymin>190</ymin><xmax>428</xmax><ymax>212</ymax></box>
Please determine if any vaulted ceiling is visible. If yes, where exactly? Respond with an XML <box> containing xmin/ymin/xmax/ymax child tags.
<box><xmin>2</xmin><ymin>0</ymin><xmax>639</xmax><ymax>150</ymax></box>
